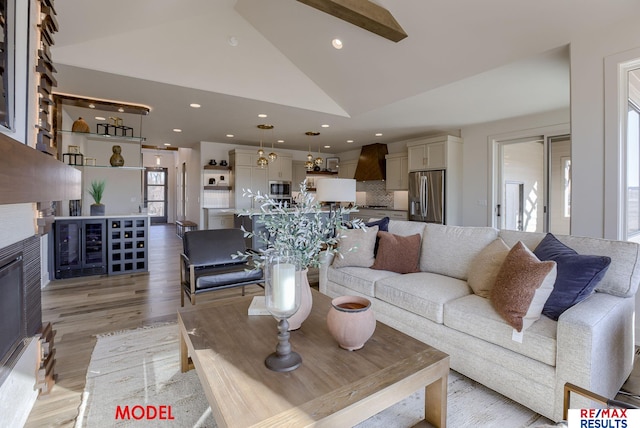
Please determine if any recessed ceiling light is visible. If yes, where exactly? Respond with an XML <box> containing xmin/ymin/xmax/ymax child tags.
<box><xmin>375</xmin><ymin>133</ymin><xmax>383</xmax><ymax>137</ymax></box>
<box><xmin>88</xmin><ymin>104</ymin><xmax>95</xmax><ymax>109</ymax></box>
<box><xmin>321</xmin><ymin>124</ymin><xmax>330</xmax><ymax>128</ymax></box>
<box><xmin>346</xmin><ymin>140</ymin><xmax>354</xmax><ymax>143</ymax></box>
<box><xmin>190</xmin><ymin>103</ymin><xmax>201</xmax><ymax>108</ymax></box>
<box><xmin>95</xmin><ymin>116</ymin><xmax>106</xmax><ymax>121</ymax></box>
<box><xmin>332</xmin><ymin>39</ymin><xmax>343</xmax><ymax>49</ymax></box>
<box><xmin>277</xmin><ymin>139</ymin><xmax>284</xmax><ymax>143</ymax></box>
<box><xmin>173</xmin><ymin>128</ymin><xmax>182</xmax><ymax>133</ymax></box>
<box><xmin>258</xmin><ymin>113</ymin><xmax>267</xmax><ymax>118</ymax></box>
<box><xmin>228</xmin><ymin>36</ymin><xmax>239</xmax><ymax>47</ymax></box>
<box><xmin>226</xmin><ymin>134</ymin><xmax>234</xmax><ymax>138</ymax></box>
<box><xmin>164</xmin><ymin>143</ymin><xmax>171</xmax><ymax>146</ymax></box>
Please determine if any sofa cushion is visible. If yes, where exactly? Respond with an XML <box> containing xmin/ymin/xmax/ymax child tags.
<box><xmin>534</xmin><ymin>233</ymin><xmax>612</xmax><ymax>320</ymax></box>
<box><xmin>420</xmin><ymin>224</ymin><xmax>499</xmax><ymax>280</ymax></box>
<box><xmin>490</xmin><ymin>241</ymin><xmax>557</xmax><ymax>332</ymax></box>
<box><xmin>371</xmin><ymin>232</ymin><xmax>421</xmax><ymax>274</ymax></box>
<box><xmin>332</xmin><ymin>226</ymin><xmax>379</xmax><ymax>269</ymax></box>
<box><xmin>467</xmin><ymin>238</ymin><xmax>510</xmax><ymax>298</ymax></box>
<box><xmin>387</xmin><ymin>220</ymin><xmax>427</xmax><ymax>238</ymax></box>
<box><xmin>444</xmin><ymin>294</ymin><xmax>557</xmax><ymax>366</ymax></box>
<box><xmin>327</xmin><ymin>265</ymin><xmax>399</xmax><ymax>297</ymax></box>
<box><xmin>375</xmin><ymin>272</ymin><xmax>470</xmax><ymax>324</ymax></box>
<box><xmin>500</xmin><ymin>229</ymin><xmax>640</xmax><ymax>298</ymax></box>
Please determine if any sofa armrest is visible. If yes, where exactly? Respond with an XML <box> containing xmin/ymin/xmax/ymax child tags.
<box><xmin>319</xmin><ymin>251</ymin><xmax>334</xmax><ymax>295</ymax></box>
<box><xmin>556</xmin><ymin>292</ymin><xmax>635</xmax><ymax>412</ymax></box>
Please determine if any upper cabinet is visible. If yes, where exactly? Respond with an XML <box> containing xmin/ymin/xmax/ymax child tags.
<box><xmin>268</xmin><ymin>153</ymin><xmax>292</xmax><ymax>181</ymax></box>
<box><xmin>406</xmin><ymin>135</ymin><xmax>462</xmax><ymax>172</ymax></box>
<box><xmin>338</xmin><ymin>159</ymin><xmax>358</xmax><ymax>179</ymax></box>
<box><xmin>385</xmin><ymin>153</ymin><xmax>408</xmax><ymax>190</ymax></box>
<box><xmin>229</xmin><ymin>149</ymin><xmax>269</xmax><ymax>209</ymax></box>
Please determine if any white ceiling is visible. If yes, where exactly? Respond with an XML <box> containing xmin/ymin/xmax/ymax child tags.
<box><xmin>50</xmin><ymin>0</ymin><xmax>640</xmax><ymax>152</ymax></box>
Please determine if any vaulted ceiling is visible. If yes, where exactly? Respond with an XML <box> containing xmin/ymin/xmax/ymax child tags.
<box><xmin>51</xmin><ymin>0</ymin><xmax>640</xmax><ymax>152</ymax></box>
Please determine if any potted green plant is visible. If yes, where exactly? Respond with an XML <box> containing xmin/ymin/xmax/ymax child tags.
<box><xmin>235</xmin><ymin>179</ymin><xmax>364</xmax><ymax>329</ymax></box>
<box><xmin>88</xmin><ymin>179</ymin><xmax>106</xmax><ymax>216</ymax></box>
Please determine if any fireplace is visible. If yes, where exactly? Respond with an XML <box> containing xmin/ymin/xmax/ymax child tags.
<box><xmin>0</xmin><ymin>236</ymin><xmax>41</xmax><ymax>386</ymax></box>
<box><xmin>0</xmin><ymin>253</ymin><xmax>25</xmax><ymax>370</ymax></box>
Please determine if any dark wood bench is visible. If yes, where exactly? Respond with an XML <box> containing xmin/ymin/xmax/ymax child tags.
<box><xmin>176</xmin><ymin>220</ymin><xmax>197</xmax><ymax>238</ymax></box>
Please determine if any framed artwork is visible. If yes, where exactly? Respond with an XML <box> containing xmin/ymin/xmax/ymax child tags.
<box><xmin>326</xmin><ymin>157</ymin><xmax>339</xmax><ymax>172</ymax></box>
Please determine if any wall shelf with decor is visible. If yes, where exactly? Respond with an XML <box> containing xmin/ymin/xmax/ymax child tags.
<box><xmin>202</xmin><ymin>165</ymin><xmax>232</xmax><ymax>209</ymax></box>
<box><xmin>53</xmin><ymin>94</ymin><xmax>151</xmax><ymax>217</ymax></box>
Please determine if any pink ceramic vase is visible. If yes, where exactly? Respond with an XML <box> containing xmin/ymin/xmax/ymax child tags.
<box><xmin>288</xmin><ymin>269</ymin><xmax>312</xmax><ymax>330</ymax></box>
<box><xmin>327</xmin><ymin>295</ymin><xmax>376</xmax><ymax>351</ymax></box>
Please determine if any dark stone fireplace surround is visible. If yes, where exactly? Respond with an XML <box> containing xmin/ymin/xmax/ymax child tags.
<box><xmin>0</xmin><ymin>235</ymin><xmax>41</xmax><ymax>385</ymax></box>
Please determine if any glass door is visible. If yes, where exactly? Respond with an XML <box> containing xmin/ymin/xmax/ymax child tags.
<box><xmin>145</xmin><ymin>167</ymin><xmax>168</xmax><ymax>224</ymax></box>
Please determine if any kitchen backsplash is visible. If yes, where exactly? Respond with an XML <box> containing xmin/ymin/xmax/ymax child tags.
<box><xmin>355</xmin><ymin>181</ymin><xmax>394</xmax><ymax>207</ymax></box>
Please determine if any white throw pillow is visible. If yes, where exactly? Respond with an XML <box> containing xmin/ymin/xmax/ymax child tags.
<box><xmin>332</xmin><ymin>226</ymin><xmax>379</xmax><ymax>268</ymax></box>
<box><xmin>467</xmin><ymin>238</ymin><xmax>510</xmax><ymax>298</ymax></box>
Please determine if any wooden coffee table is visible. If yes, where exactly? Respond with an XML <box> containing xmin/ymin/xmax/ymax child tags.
<box><xmin>178</xmin><ymin>290</ymin><xmax>449</xmax><ymax>427</ymax></box>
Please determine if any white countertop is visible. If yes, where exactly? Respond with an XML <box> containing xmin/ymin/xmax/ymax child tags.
<box><xmin>55</xmin><ymin>214</ymin><xmax>150</xmax><ymax>220</ymax></box>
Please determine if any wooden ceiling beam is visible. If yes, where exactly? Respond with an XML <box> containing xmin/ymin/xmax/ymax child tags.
<box><xmin>297</xmin><ymin>0</ymin><xmax>407</xmax><ymax>42</ymax></box>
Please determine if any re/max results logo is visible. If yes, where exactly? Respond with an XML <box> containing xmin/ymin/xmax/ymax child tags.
<box><xmin>568</xmin><ymin>409</ymin><xmax>640</xmax><ymax>428</ymax></box>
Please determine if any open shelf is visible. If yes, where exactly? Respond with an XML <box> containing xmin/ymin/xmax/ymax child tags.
<box><xmin>204</xmin><ymin>185</ymin><xmax>231</xmax><ymax>190</ymax></box>
<box><xmin>204</xmin><ymin>165</ymin><xmax>232</xmax><ymax>170</ymax></box>
<box><xmin>57</xmin><ymin>130</ymin><xmax>145</xmax><ymax>143</ymax></box>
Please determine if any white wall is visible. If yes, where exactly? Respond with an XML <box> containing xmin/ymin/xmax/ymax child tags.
<box><xmin>571</xmin><ymin>13</ymin><xmax>640</xmax><ymax>238</ymax></box>
<box><xmin>460</xmin><ymin>109</ymin><xmax>570</xmax><ymax>226</ymax></box>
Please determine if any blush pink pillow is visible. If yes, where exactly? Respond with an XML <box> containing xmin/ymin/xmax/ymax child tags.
<box><xmin>371</xmin><ymin>231</ymin><xmax>421</xmax><ymax>274</ymax></box>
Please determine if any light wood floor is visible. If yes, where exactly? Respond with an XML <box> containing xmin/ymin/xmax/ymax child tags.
<box><xmin>24</xmin><ymin>224</ymin><xmax>274</xmax><ymax>427</ymax></box>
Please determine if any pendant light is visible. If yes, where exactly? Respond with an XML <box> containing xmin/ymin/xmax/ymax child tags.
<box><xmin>305</xmin><ymin>131</ymin><xmax>320</xmax><ymax>170</ymax></box>
<box><xmin>256</xmin><ymin>124</ymin><xmax>272</xmax><ymax>168</ymax></box>
<box><xmin>314</xmin><ymin>146</ymin><xmax>324</xmax><ymax>167</ymax></box>
<box><xmin>268</xmin><ymin>127</ymin><xmax>277</xmax><ymax>162</ymax></box>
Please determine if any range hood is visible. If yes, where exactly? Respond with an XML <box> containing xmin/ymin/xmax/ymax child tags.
<box><xmin>354</xmin><ymin>143</ymin><xmax>388</xmax><ymax>181</ymax></box>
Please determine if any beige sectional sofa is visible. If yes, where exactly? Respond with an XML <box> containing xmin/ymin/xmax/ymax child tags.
<box><xmin>319</xmin><ymin>220</ymin><xmax>640</xmax><ymax>422</ymax></box>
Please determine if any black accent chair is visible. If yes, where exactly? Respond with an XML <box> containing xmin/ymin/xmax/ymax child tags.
<box><xmin>180</xmin><ymin>228</ymin><xmax>264</xmax><ymax>306</ymax></box>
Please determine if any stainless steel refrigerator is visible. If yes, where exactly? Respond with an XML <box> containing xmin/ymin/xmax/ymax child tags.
<box><xmin>408</xmin><ymin>170</ymin><xmax>445</xmax><ymax>223</ymax></box>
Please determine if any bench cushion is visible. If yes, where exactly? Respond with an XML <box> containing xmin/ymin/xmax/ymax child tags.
<box><xmin>193</xmin><ymin>264</ymin><xmax>263</xmax><ymax>290</ymax></box>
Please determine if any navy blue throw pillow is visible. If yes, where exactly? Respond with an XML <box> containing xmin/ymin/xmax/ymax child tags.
<box><xmin>533</xmin><ymin>233</ymin><xmax>611</xmax><ymax>320</ymax></box>
<box><xmin>364</xmin><ymin>216</ymin><xmax>390</xmax><ymax>232</ymax></box>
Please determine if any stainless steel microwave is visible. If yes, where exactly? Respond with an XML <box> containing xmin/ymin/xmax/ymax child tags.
<box><xmin>269</xmin><ymin>181</ymin><xmax>291</xmax><ymax>197</ymax></box>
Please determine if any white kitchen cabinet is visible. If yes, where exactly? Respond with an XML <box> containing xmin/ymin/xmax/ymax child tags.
<box><xmin>338</xmin><ymin>159</ymin><xmax>358</xmax><ymax>179</ymax></box>
<box><xmin>206</xmin><ymin>210</ymin><xmax>235</xmax><ymax>229</ymax></box>
<box><xmin>385</xmin><ymin>153</ymin><xmax>408</xmax><ymax>190</ymax></box>
<box><xmin>268</xmin><ymin>153</ymin><xmax>292</xmax><ymax>181</ymax></box>
<box><xmin>292</xmin><ymin>160</ymin><xmax>307</xmax><ymax>190</ymax></box>
<box><xmin>230</xmin><ymin>149</ymin><xmax>269</xmax><ymax>209</ymax></box>
<box><xmin>407</xmin><ymin>140</ymin><xmax>446</xmax><ymax>171</ymax></box>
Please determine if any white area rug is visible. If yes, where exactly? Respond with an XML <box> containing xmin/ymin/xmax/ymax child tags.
<box><xmin>75</xmin><ymin>324</ymin><xmax>555</xmax><ymax>428</ymax></box>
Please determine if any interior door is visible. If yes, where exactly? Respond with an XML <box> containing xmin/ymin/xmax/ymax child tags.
<box><xmin>495</xmin><ymin>137</ymin><xmax>545</xmax><ymax>232</ymax></box>
<box><xmin>504</xmin><ymin>181</ymin><xmax>524</xmax><ymax>231</ymax></box>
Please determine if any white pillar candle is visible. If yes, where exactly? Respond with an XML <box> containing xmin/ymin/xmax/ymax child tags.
<box><xmin>272</xmin><ymin>262</ymin><xmax>296</xmax><ymax>312</ymax></box>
